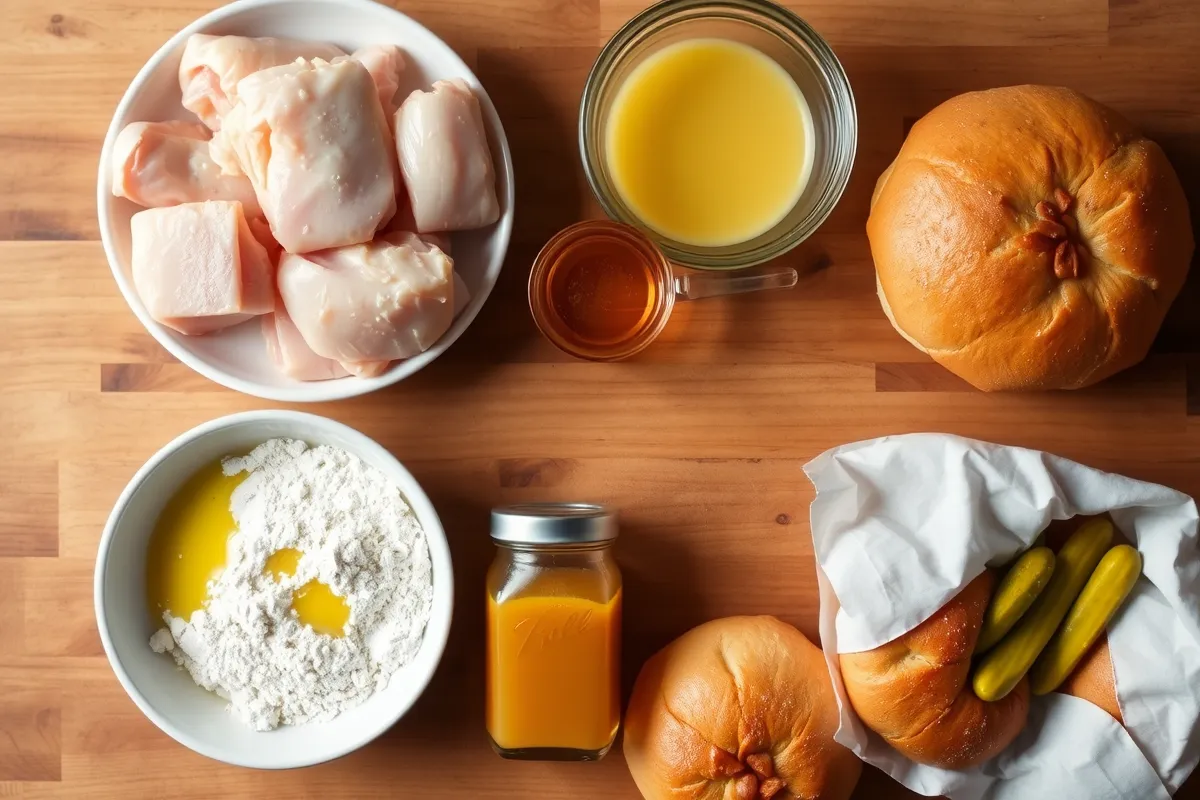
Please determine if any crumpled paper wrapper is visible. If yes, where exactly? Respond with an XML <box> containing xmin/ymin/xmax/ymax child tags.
<box><xmin>804</xmin><ymin>433</ymin><xmax>1200</xmax><ymax>799</ymax></box>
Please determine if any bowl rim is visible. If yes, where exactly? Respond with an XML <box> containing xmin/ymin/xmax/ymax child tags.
<box><xmin>577</xmin><ymin>0</ymin><xmax>857</xmax><ymax>270</ymax></box>
<box><xmin>92</xmin><ymin>409</ymin><xmax>455</xmax><ymax>769</ymax></box>
<box><xmin>96</xmin><ymin>0</ymin><xmax>515</xmax><ymax>402</ymax></box>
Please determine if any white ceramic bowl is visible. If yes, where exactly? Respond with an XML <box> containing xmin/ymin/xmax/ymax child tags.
<box><xmin>97</xmin><ymin>0</ymin><xmax>514</xmax><ymax>402</ymax></box>
<box><xmin>94</xmin><ymin>411</ymin><xmax>454</xmax><ymax>768</ymax></box>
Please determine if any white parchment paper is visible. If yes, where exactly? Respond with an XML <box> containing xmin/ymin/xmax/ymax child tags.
<box><xmin>804</xmin><ymin>433</ymin><xmax>1200</xmax><ymax>799</ymax></box>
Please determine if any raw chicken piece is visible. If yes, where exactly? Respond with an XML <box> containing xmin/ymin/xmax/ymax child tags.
<box><xmin>425</xmin><ymin>231</ymin><xmax>452</xmax><ymax>257</ymax></box>
<box><xmin>310</xmin><ymin>259</ymin><xmax>472</xmax><ymax>380</ymax></box>
<box><xmin>340</xmin><ymin>359</ymin><xmax>392</xmax><ymax>379</ymax></box>
<box><xmin>347</xmin><ymin>45</ymin><xmax>405</xmax><ymax>123</ymax></box>
<box><xmin>262</xmin><ymin>306</ymin><xmax>350</xmax><ymax>381</ymax></box>
<box><xmin>394</xmin><ymin>79</ymin><xmax>500</xmax><ymax>232</ymax></box>
<box><xmin>207</xmin><ymin>128</ymin><xmax>242</xmax><ymax>176</ymax></box>
<box><xmin>384</xmin><ymin>195</ymin><xmax>452</xmax><ymax>254</ymax></box>
<box><xmin>131</xmin><ymin>201</ymin><xmax>273</xmax><ymax>335</ymax></box>
<box><xmin>277</xmin><ymin>231</ymin><xmax>454</xmax><ymax>367</ymax></box>
<box><xmin>221</xmin><ymin>57</ymin><xmax>397</xmax><ymax>253</ymax></box>
<box><xmin>111</xmin><ymin>121</ymin><xmax>261</xmax><ymax>215</ymax></box>
<box><xmin>342</xmin><ymin>44</ymin><xmax>405</xmax><ymax>222</ymax></box>
<box><xmin>247</xmin><ymin>216</ymin><xmax>282</xmax><ymax>264</ymax></box>
<box><xmin>178</xmin><ymin>34</ymin><xmax>345</xmax><ymax>130</ymax></box>
<box><xmin>452</xmin><ymin>271</ymin><xmax>471</xmax><ymax>318</ymax></box>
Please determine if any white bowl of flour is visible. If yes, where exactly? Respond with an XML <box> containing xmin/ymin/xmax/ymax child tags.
<box><xmin>94</xmin><ymin>410</ymin><xmax>453</xmax><ymax>768</ymax></box>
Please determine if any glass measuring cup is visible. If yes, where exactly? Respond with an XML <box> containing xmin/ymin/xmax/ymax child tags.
<box><xmin>528</xmin><ymin>220</ymin><xmax>797</xmax><ymax>362</ymax></box>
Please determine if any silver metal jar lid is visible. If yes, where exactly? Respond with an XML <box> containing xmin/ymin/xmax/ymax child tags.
<box><xmin>490</xmin><ymin>503</ymin><xmax>618</xmax><ymax>545</ymax></box>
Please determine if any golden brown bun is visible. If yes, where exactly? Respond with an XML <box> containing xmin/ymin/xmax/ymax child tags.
<box><xmin>868</xmin><ymin>85</ymin><xmax>1193</xmax><ymax>391</ymax></box>
<box><xmin>624</xmin><ymin>616</ymin><xmax>862</xmax><ymax>800</ymax></box>
<box><xmin>1060</xmin><ymin>630</ymin><xmax>1123</xmax><ymax>723</ymax></box>
<box><xmin>839</xmin><ymin>573</ymin><xmax>1030</xmax><ymax>769</ymax></box>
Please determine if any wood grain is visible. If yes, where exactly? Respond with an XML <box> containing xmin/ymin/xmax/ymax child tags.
<box><xmin>1</xmin><ymin>0</ymin><xmax>1199</xmax><ymax>797</ymax></box>
<box><xmin>601</xmin><ymin>0</ymin><xmax>1111</xmax><ymax>46</ymax></box>
<box><xmin>0</xmin><ymin>690</ymin><xmax>60</xmax><ymax>783</ymax></box>
<box><xmin>0</xmin><ymin>463</ymin><xmax>57</xmax><ymax>557</ymax></box>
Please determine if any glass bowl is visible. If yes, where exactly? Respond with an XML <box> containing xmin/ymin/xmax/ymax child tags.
<box><xmin>579</xmin><ymin>0</ymin><xmax>857</xmax><ymax>270</ymax></box>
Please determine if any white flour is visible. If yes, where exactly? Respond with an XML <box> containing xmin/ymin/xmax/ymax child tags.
<box><xmin>149</xmin><ymin>438</ymin><xmax>434</xmax><ymax>731</ymax></box>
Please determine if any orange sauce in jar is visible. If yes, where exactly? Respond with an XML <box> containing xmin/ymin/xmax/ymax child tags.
<box><xmin>486</xmin><ymin>503</ymin><xmax>621</xmax><ymax>760</ymax></box>
<box><xmin>486</xmin><ymin>578</ymin><xmax>621</xmax><ymax>753</ymax></box>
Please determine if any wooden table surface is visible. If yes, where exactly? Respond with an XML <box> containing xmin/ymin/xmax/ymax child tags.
<box><xmin>2</xmin><ymin>0</ymin><xmax>1200</xmax><ymax>797</ymax></box>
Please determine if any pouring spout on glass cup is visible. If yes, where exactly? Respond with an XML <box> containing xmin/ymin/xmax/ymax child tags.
<box><xmin>528</xmin><ymin>220</ymin><xmax>799</xmax><ymax>362</ymax></box>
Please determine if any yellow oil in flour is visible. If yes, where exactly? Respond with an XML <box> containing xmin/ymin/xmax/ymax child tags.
<box><xmin>146</xmin><ymin>457</ymin><xmax>350</xmax><ymax>636</ymax></box>
<box><xmin>265</xmin><ymin>547</ymin><xmax>351</xmax><ymax>636</ymax></box>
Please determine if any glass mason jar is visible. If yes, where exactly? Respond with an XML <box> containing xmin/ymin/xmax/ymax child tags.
<box><xmin>486</xmin><ymin>503</ymin><xmax>621</xmax><ymax>761</ymax></box>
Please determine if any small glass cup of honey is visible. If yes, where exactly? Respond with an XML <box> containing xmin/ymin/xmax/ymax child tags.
<box><xmin>529</xmin><ymin>219</ymin><xmax>797</xmax><ymax>361</ymax></box>
<box><xmin>486</xmin><ymin>503</ymin><xmax>621</xmax><ymax>761</ymax></box>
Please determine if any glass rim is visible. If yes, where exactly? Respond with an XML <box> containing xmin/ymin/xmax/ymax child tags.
<box><xmin>578</xmin><ymin>0</ymin><xmax>858</xmax><ymax>270</ymax></box>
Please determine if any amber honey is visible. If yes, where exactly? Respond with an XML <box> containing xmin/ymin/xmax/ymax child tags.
<box><xmin>548</xmin><ymin>238</ymin><xmax>655</xmax><ymax>346</ymax></box>
<box><xmin>529</xmin><ymin>220</ymin><xmax>674</xmax><ymax>361</ymax></box>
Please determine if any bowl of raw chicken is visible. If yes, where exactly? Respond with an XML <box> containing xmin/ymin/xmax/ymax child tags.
<box><xmin>97</xmin><ymin>0</ymin><xmax>514</xmax><ymax>401</ymax></box>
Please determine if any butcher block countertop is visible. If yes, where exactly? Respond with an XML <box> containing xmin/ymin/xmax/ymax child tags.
<box><xmin>2</xmin><ymin>0</ymin><xmax>1200</xmax><ymax>797</ymax></box>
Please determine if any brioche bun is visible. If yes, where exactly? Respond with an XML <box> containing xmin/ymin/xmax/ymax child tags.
<box><xmin>868</xmin><ymin>85</ymin><xmax>1193</xmax><ymax>391</ymax></box>
<box><xmin>839</xmin><ymin>573</ymin><xmax>1030</xmax><ymax>769</ymax></box>
<box><xmin>1060</xmin><ymin>637</ymin><xmax>1122</xmax><ymax>723</ymax></box>
<box><xmin>624</xmin><ymin>616</ymin><xmax>861</xmax><ymax>800</ymax></box>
